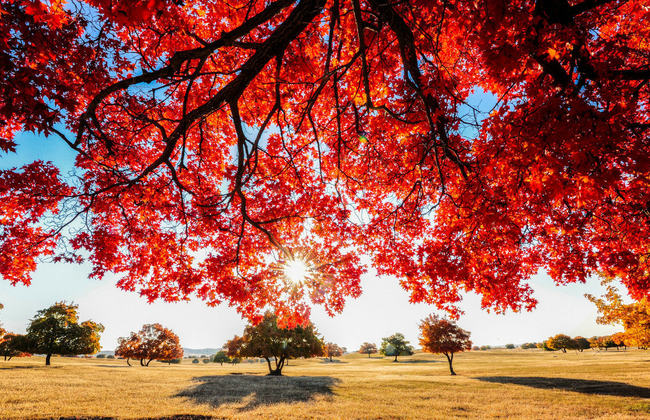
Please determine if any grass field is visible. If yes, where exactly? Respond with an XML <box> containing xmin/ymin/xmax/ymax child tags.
<box><xmin>1</xmin><ymin>349</ymin><xmax>649</xmax><ymax>419</ymax></box>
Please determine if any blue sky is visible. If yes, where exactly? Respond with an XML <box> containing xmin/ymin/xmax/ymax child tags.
<box><xmin>0</xmin><ymin>130</ymin><xmax>620</xmax><ymax>351</ymax></box>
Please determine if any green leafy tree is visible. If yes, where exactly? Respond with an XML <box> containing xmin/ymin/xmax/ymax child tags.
<box><xmin>20</xmin><ymin>302</ymin><xmax>103</xmax><ymax>365</ymax></box>
<box><xmin>212</xmin><ymin>350</ymin><xmax>231</xmax><ymax>366</ymax></box>
<box><xmin>505</xmin><ymin>344</ymin><xmax>515</xmax><ymax>349</ymax></box>
<box><xmin>380</xmin><ymin>333</ymin><xmax>413</xmax><ymax>362</ymax></box>
<box><xmin>192</xmin><ymin>358</ymin><xmax>199</xmax><ymax>364</ymax></box>
<box><xmin>225</xmin><ymin>312</ymin><xmax>324</xmax><ymax>376</ymax></box>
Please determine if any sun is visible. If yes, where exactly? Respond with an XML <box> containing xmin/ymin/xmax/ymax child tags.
<box><xmin>283</xmin><ymin>258</ymin><xmax>311</xmax><ymax>285</ymax></box>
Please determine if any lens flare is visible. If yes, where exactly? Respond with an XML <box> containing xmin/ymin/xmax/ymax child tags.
<box><xmin>283</xmin><ymin>258</ymin><xmax>310</xmax><ymax>285</ymax></box>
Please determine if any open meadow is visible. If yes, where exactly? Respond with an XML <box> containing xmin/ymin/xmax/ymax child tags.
<box><xmin>1</xmin><ymin>349</ymin><xmax>649</xmax><ymax>419</ymax></box>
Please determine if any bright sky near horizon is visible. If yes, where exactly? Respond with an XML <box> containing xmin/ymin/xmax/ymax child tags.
<box><xmin>0</xmin><ymin>128</ymin><xmax>621</xmax><ymax>352</ymax></box>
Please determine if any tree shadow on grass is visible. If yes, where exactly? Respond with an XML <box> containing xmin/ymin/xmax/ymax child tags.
<box><xmin>0</xmin><ymin>365</ymin><xmax>61</xmax><ymax>370</ymax></box>
<box><xmin>176</xmin><ymin>374</ymin><xmax>340</xmax><ymax>412</ymax></box>
<box><xmin>476</xmin><ymin>376</ymin><xmax>650</xmax><ymax>398</ymax></box>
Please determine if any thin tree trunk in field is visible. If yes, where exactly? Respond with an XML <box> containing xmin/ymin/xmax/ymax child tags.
<box><xmin>45</xmin><ymin>353</ymin><xmax>52</xmax><ymax>366</ymax></box>
<box><xmin>445</xmin><ymin>353</ymin><xmax>456</xmax><ymax>375</ymax></box>
<box><xmin>146</xmin><ymin>359</ymin><xmax>152</xmax><ymax>366</ymax></box>
<box><xmin>126</xmin><ymin>358</ymin><xmax>131</xmax><ymax>366</ymax></box>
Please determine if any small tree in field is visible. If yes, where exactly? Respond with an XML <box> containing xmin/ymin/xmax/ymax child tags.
<box><xmin>574</xmin><ymin>337</ymin><xmax>591</xmax><ymax>352</ymax></box>
<box><xmin>0</xmin><ymin>333</ymin><xmax>31</xmax><ymax>361</ymax></box>
<box><xmin>115</xmin><ymin>324</ymin><xmax>183</xmax><ymax>366</ymax></box>
<box><xmin>546</xmin><ymin>334</ymin><xmax>576</xmax><ymax>353</ymax></box>
<box><xmin>225</xmin><ymin>312</ymin><xmax>324</xmax><ymax>376</ymax></box>
<box><xmin>380</xmin><ymin>333</ymin><xmax>413</xmax><ymax>362</ymax></box>
<box><xmin>505</xmin><ymin>344</ymin><xmax>515</xmax><ymax>349</ymax></box>
<box><xmin>359</xmin><ymin>342</ymin><xmax>378</xmax><ymax>358</ymax></box>
<box><xmin>418</xmin><ymin>315</ymin><xmax>472</xmax><ymax>375</ymax></box>
<box><xmin>20</xmin><ymin>302</ymin><xmax>103</xmax><ymax>365</ymax></box>
<box><xmin>324</xmin><ymin>342</ymin><xmax>344</xmax><ymax>362</ymax></box>
<box><xmin>212</xmin><ymin>351</ymin><xmax>231</xmax><ymax>366</ymax></box>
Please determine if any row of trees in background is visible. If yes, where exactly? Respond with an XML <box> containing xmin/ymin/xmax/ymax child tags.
<box><xmin>2</xmin><ymin>303</ymin><xmax>473</xmax><ymax>375</ymax></box>
<box><xmin>224</xmin><ymin>311</ymin><xmax>473</xmax><ymax>376</ymax></box>
<box><xmin>115</xmin><ymin>324</ymin><xmax>183</xmax><ymax>366</ymax></box>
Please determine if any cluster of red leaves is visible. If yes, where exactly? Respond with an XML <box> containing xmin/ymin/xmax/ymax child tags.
<box><xmin>0</xmin><ymin>0</ymin><xmax>648</xmax><ymax>325</ymax></box>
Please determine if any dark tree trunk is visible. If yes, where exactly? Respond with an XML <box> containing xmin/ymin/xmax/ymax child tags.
<box><xmin>445</xmin><ymin>353</ymin><xmax>456</xmax><ymax>375</ymax></box>
<box><xmin>45</xmin><ymin>353</ymin><xmax>52</xmax><ymax>366</ymax></box>
<box><xmin>329</xmin><ymin>356</ymin><xmax>333</xmax><ymax>362</ymax></box>
<box><xmin>267</xmin><ymin>356</ymin><xmax>285</xmax><ymax>375</ymax></box>
<box><xmin>146</xmin><ymin>359</ymin><xmax>152</xmax><ymax>366</ymax></box>
<box><xmin>140</xmin><ymin>358</ymin><xmax>145</xmax><ymax>366</ymax></box>
<box><xmin>367</xmin><ymin>353</ymin><xmax>370</xmax><ymax>358</ymax></box>
<box><xmin>126</xmin><ymin>358</ymin><xmax>131</xmax><ymax>366</ymax></box>
<box><xmin>393</xmin><ymin>354</ymin><xmax>398</xmax><ymax>362</ymax></box>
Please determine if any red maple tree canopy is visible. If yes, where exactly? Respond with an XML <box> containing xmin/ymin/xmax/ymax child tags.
<box><xmin>1</xmin><ymin>0</ymin><xmax>648</xmax><ymax>325</ymax></box>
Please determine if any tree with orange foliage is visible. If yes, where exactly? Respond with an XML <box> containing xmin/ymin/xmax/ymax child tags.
<box><xmin>358</xmin><ymin>342</ymin><xmax>377</xmax><ymax>358</ymax></box>
<box><xmin>586</xmin><ymin>279</ymin><xmax>650</xmax><ymax>350</ymax></box>
<box><xmin>419</xmin><ymin>315</ymin><xmax>471</xmax><ymax>375</ymax></box>
<box><xmin>115</xmin><ymin>324</ymin><xmax>183</xmax><ymax>366</ymax></box>
<box><xmin>115</xmin><ymin>332</ymin><xmax>143</xmax><ymax>366</ymax></box>
<box><xmin>1</xmin><ymin>1</ymin><xmax>649</xmax><ymax>326</ymax></box>
<box><xmin>324</xmin><ymin>342</ymin><xmax>344</xmax><ymax>362</ymax></box>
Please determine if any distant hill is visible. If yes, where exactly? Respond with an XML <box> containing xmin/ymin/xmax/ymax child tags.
<box><xmin>182</xmin><ymin>348</ymin><xmax>221</xmax><ymax>356</ymax></box>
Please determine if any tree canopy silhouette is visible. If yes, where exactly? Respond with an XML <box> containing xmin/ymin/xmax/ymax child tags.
<box><xmin>1</xmin><ymin>0</ymin><xmax>648</xmax><ymax>325</ymax></box>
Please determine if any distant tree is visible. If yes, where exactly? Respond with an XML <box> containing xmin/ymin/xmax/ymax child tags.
<box><xmin>505</xmin><ymin>344</ymin><xmax>515</xmax><ymax>349</ymax></box>
<box><xmin>225</xmin><ymin>312</ymin><xmax>324</xmax><ymax>376</ymax></box>
<box><xmin>546</xmin><ymin>334</ymin><xmax>577</xmax><ymax>353</ymax></box>
<box><xmin>418</xmin><ymin>315</ymin><xmax>472</xmax><ymax>375</ymax></box>
<box><xmin>115</xmin><ymin>324</ymin><xmax>183</xmax><ymax>366</ymax></box>
<box><xmin>472</xmin><ymin>345</ymin><xmax>480</xmax><ymax>351</ymax></box>
<box><xmin>611</xmin><ymin>332</ymin><xmax>628</xmax><ymax>350</ymax></box>
<box><xmin>480</xmin><ymin>345</ymin><xmax>491</xmax><ymax>351</ymax></box>
<box><xmin>230</xmin><ymin>357</ymin><xmax>241</xmax><ymax>365</ymax></box>
<box><xmin>0</xmin><ymin>333</ymin><xmax>31</xmax><ymax>361</ymax></box>
<box><xmin>192</xmin><ymin>358</ymin><xmax>199</xmax><ymax>364</ymax></box>
<box><xmin>18</xmin><ymin>302</ymin><xmax>103</xmax><ymax>365</ymax></box>
<box><xmin>573</xmin><ymin>337</ymin><xmax>591</xmax><ymax>352</ymax></box>
<box><xmin>212</xmin><ymin>350</ymin><xmax>231</xmax><ymax>366</ymax></box>
<box><xmin>380</xmin><ymin>333</ymin><xmax>414</xmax><ymax>362</ymax></box>
<box><xmin>520</xmin><ymin>343</ymin><xmax>535</xmax><ymax>349</ymax></box>
<box><xmin>106</xmin><ymin>354</ymin><xmax>115</xmax><ymax>359</ymax></box>
<box><xmin>358</xmin><ymin>342</ymin><xmax>378</xmax><ymax>358</ymax></box>
<box><xmin>96</xmin><ymin>354</ymin><xmax>106</xmax><ymax>358</ymax></box>
<box><xmin>202</xmin><ymin>358</ymin><xmax>210</xmax><ymax>363</ymax></box>
<box><xmin>324</xmin><ymin>342</ymin><xmax>344</xmax><ymax>362</ymax></box>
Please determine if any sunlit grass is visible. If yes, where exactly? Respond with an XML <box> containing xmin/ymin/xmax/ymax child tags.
<box><xmin>1</xmin><ymin>349</ymin><xmax>649</xmax><ymax>418</ymax></box>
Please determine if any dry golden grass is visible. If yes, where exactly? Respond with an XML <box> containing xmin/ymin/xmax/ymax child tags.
<box><xmin>1</xmin><ymin>349</ymin><xmax>649</xmax><ymax>419</ymax></box>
